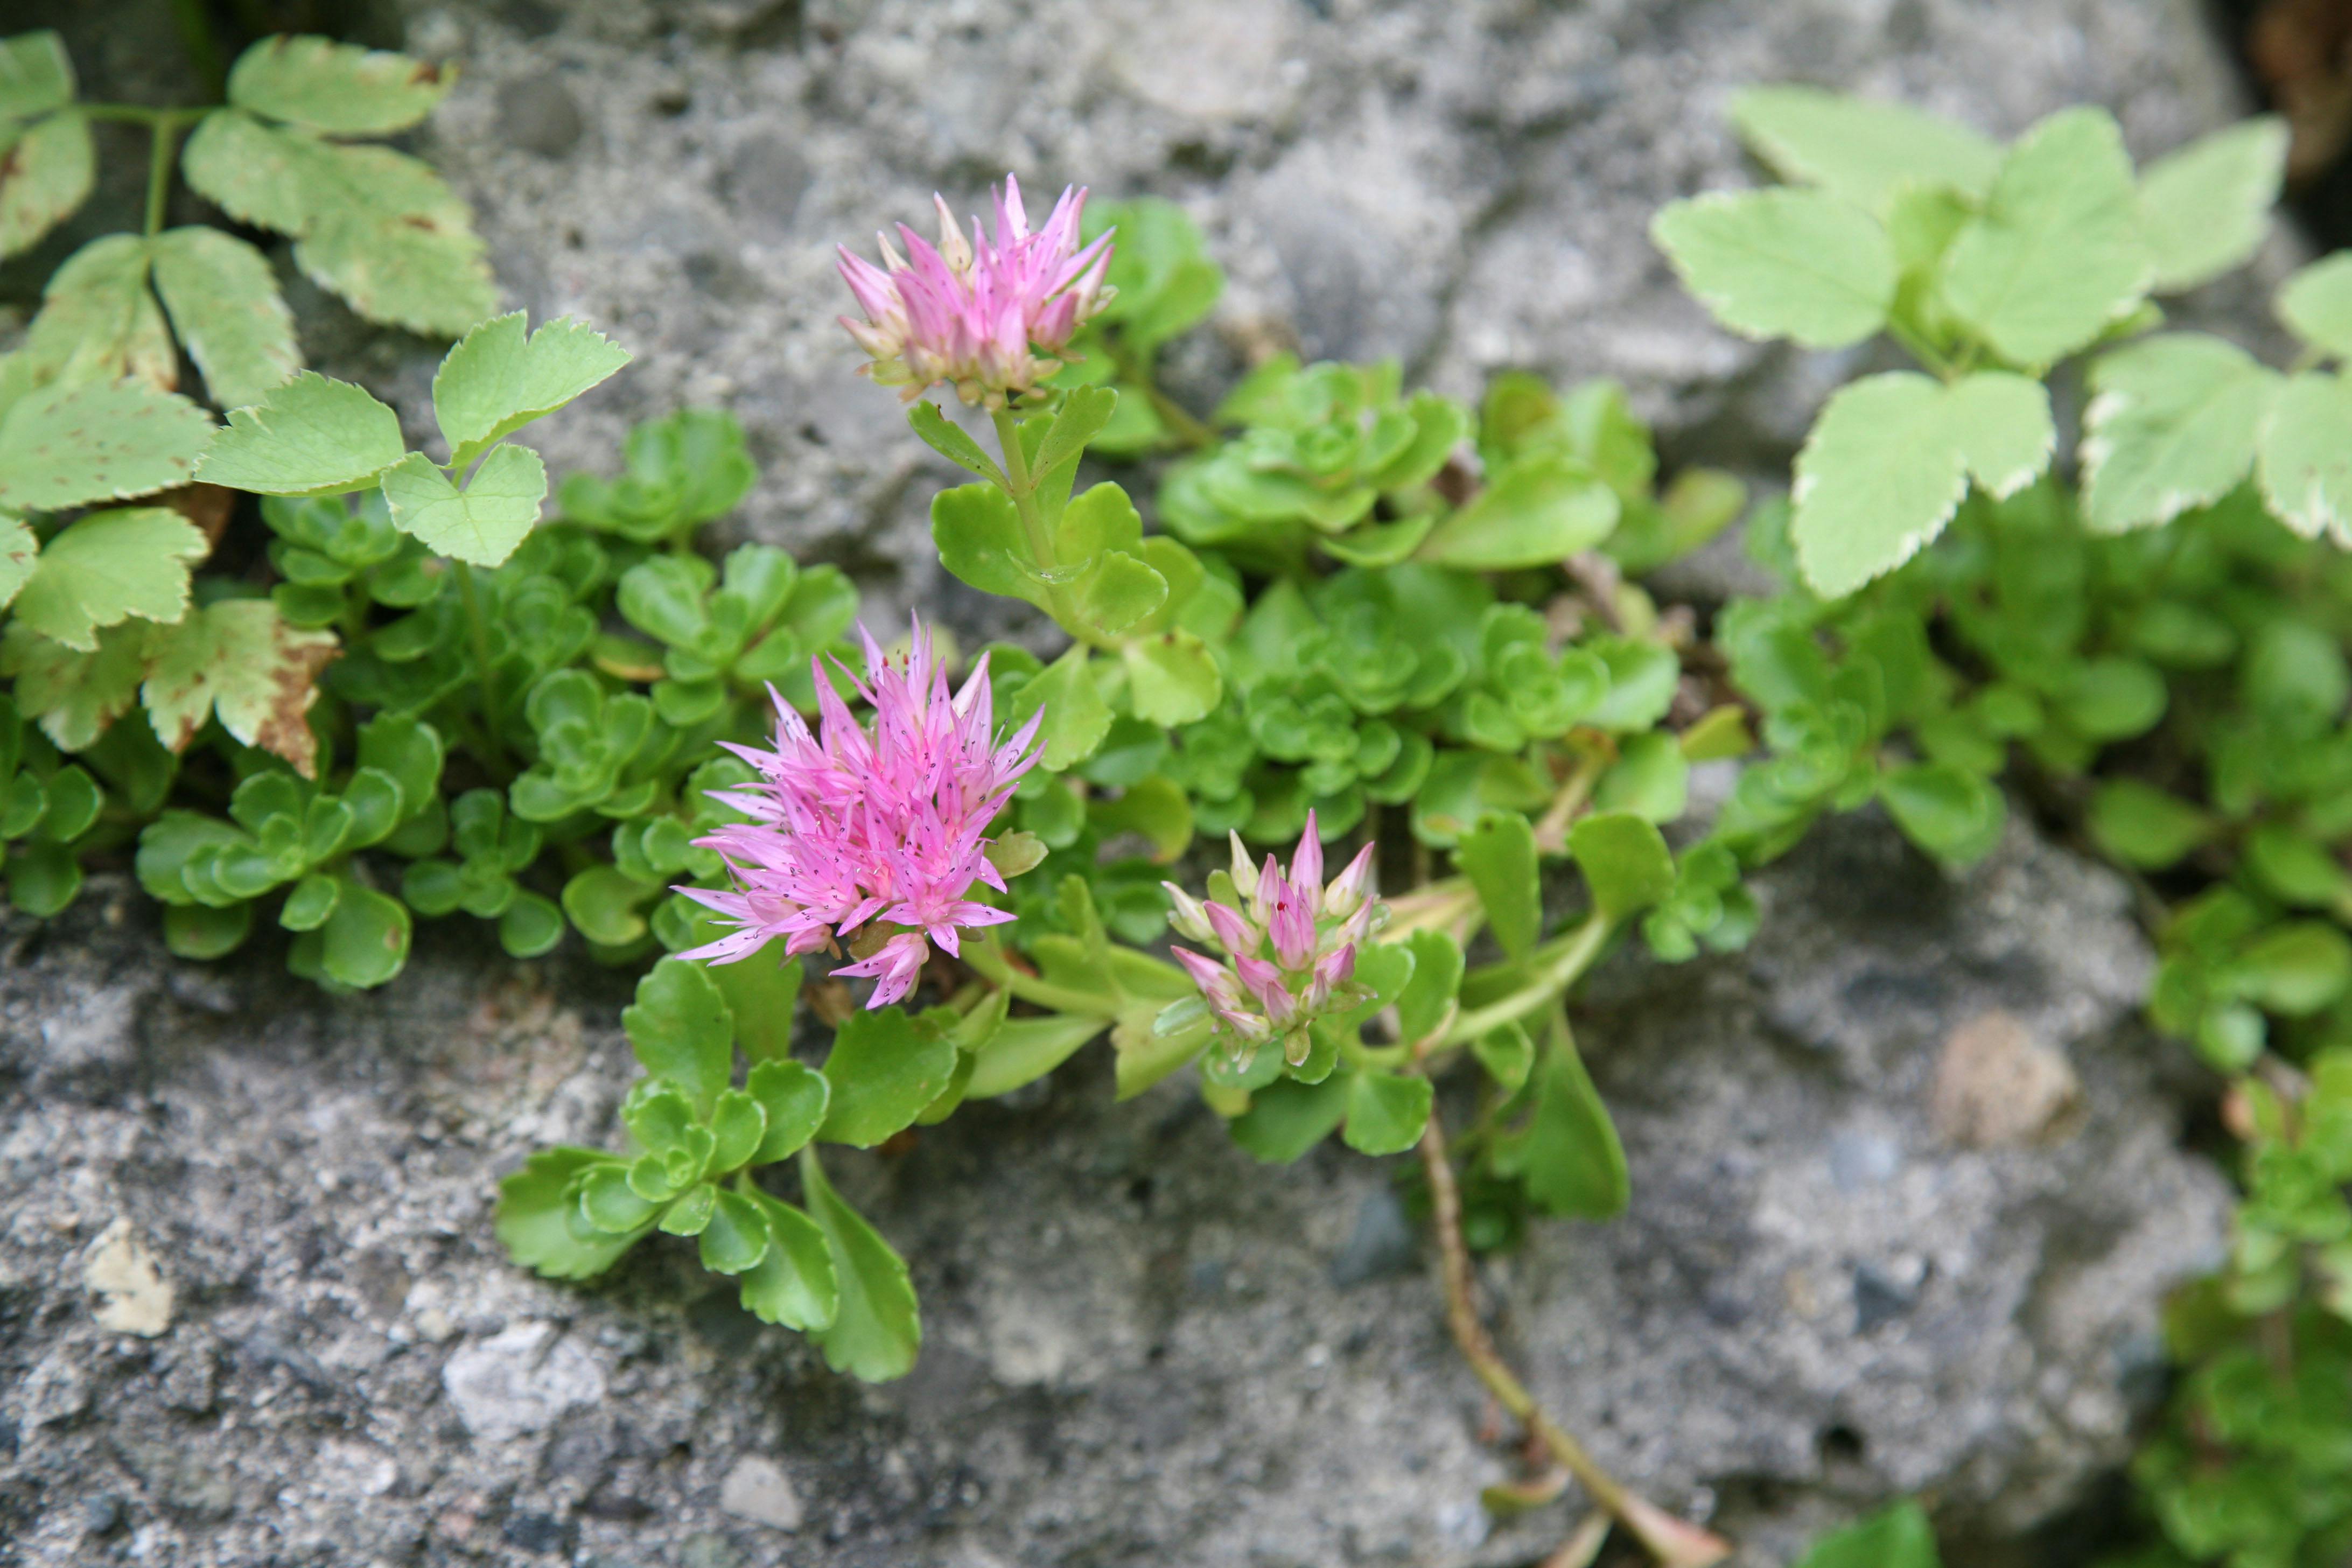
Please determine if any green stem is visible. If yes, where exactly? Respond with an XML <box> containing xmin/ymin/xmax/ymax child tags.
<box><xmin>451</xmin><ymin>561</ymin><xmax>513</xmax><ymax>775</ymax></box>
<box><xmin>1441</xmin><ymin>913</ymin><xmax>1612</xmax><ymax>1047</ymax></box>
<box><xmin>1886</xmin><ymin>316</ymin><xmax>1956</xmax><ymax>381</ymax></box>
<box><xmin>960</xmin><ymin>934</ymin><xmax>1119</xmax><ymax>1018</ymax></box>
<box><xmin>989</xmin><ymin>405</ymin><xmax>1089</xmax><ymax>637</ymax></box>
<box><xmin>145</xmin><ymin>112</ymin><xmax>193</xmax><ymax>238</ymax></box>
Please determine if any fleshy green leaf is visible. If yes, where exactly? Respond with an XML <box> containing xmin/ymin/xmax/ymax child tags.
<box><xmin>800</xmin><ymin>1147</ymin><xmax>921</xmax><ymax>1381</ymax></box>
<box><xmin>225</xmin><ymin>35</ymin><xmax>453</xmax><ymax>136</ymax></box>
<box><xmin>1878</xmin><ymin>762</ymin><xmax>2004</xmax><ymax>867</ymax></box>
<box><xmin>747</xmin><ymin>1058</ymin><xmax>829</xmax><ymax>1164</ymax></box>
<box><xmin>1649</xmin><ymin>187</ymin><xmax>1896</xmax><ymax>348</ymax></box>
<box><xmin>1728</xmin><ymin>86</ymin><xmax>2000</xmax><ymax>211</ymax></box>
<box><xmin>496</xmin><ymin>1149</ymin><xmax>647</xmax><ymax>1280</ymax></box>
<box><xmin>1791</xmin><ymin>370</ymin><xmax>2052</xmax><ymax>598</ymax></box>
<box><xmin>149</xmin><ymin>227</ymin><xmax>300</xmax><ymax>409</ymax></box>
<box><xmin>1121</xmin><ymin>632</ymin><xmax>1221</xmax><ymax>727</ymax></box>
<box><xmin>139</xmin><ymin>599</ymin><xmax>338</xmax><ymax>778</ymax></box>
<box><xmin>818</xmin><ymin>1006</ymin><xmax>958</xmax><ymax>1147</ymax></box>
<box><xmin>431</xmin><ymin>312</ymin><xmax>632</xmax><ymax>468</ymax></box>
<box><xmin>711</xmin><ymin>955</ymin><xmax>802</xmax><ymax>1065</ymax></box>
<box><xmin>966</xmin><ymin>1013</ymin><xmax>1108</xmax><ymax>1099</ymax></box>
<box><xmin>2279</xmin><ymin>253</ymin><xmax>2352</xmax><ymax>360</ymax></box>
<box><xmin>622</xmin><ymin>957</ymin><xmax>736</xmax><ymax>1111</ymax></box>
<box><xmin>0</xmin><ymin>379</ymin><xmax>212</xmax><ymax>512</ymax></box>
<box><xmin>2257</xmin><ymin>370</ymin><xmax>2352</xmax><ymax>544</ymax></box>
<box><xmin>0</xmin><ymin>111</ymin><xmax>93</xmax><ymax>260</ymax></box>
<box><xmin>315</xmin><ymin>880</ymin><xmax>410</xmax><ymax>988</ymax></box>
<box><xmin>380</xmin><ymin>445</ymin><xmax>547</xmax><ymax>566</ymax></box>
<box><xmin>1490</xmin><ymin>1026</ymin><xmax>1628</xmax><ymax>1219</ymax></box>
<box><xmin>697</xmin><ymin>1188</ymin><xmax>772</xmax><ymax>1275</ymax></box>
<box><xmin>1566</xmin><ymin>810</ymin><xmax>1675</xmax><ymax>922</ymax></box>
<box><xmin>2138</xmin><ymin>117</ymin><xmax>2287</xmax><ymax>293</ymax></box>
<box><xmin>1009</xmin><ymin>645</ymin><xmax>1111</xmax><ymax>771</ymax></box>
<box><xmin>1340</xmin><ymin>1070</ymin><xmax>1432</xmax><ymax>1157</ymax></box>
<box><xmin>195</xmin><ymin>372</ymin><xmax>405</xmax><ymax>495</ymax></box>
<box><xmin>1793</xmin><ymin>1501</ymin><xmax>1941</xmax><ymax>1568</ymax></box>
<box><xmin>12</xmin><ymin>508</ymin><xmax>206</xmax><ymax>652</ymax></box>
<box><xmin>1940</xmin><ymin>107</ymin><xmax>2151</xmax><ymax>367</ymax></box>
<box><xmin>1457</xmin><ymin>810</ymin><xmax>1541</xmax><ymax>961</ymax></box>
<box><xmin>1229</xmin><ymin>1076</ymin><xmax>1350</xmax><ymax>1163</ymax></box>
<box><xmin>1394</xmin><ymin>930</ymin><xmax>1465</xmax><ymax>1045</ymax></box>
<box><xmin>2080</xmin><ymin>334</ymin><xmax>2277</xmax><ymax>534</ymax></box>
<box><xmin>1416</xmin><ymin>454</ymin><xmax>1620</xmax><ymax>570</ymax></box>
<box><xmin>737</xmin><ymin>1189</ymin><xmax>838</xmax><ymax>1331</ymax></box>
<box><xmin>906</xmin><ymin>401</ymin><xmax>1006</xmax><ymax>488</ymax></box>
<box><xmin>2085</xmin><ymin>779</ymin><xmax>2213</xmax><ymax>870</ymax></box>
<box><xmin>931</xmin><ymin>483</ymin><xmax>1043</xmax><ymax>609</ymax></box>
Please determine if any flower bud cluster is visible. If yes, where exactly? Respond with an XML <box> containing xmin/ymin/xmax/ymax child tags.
<box><xmin>1164</xmin><ymin>811</ymin><xmax>1383</xmax><ymax>1068</ymax></box>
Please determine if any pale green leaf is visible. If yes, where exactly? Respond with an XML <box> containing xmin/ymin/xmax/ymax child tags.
<box><xmin>22</xmin><ymin>233</ymin><xmax>172</xmax><ymax>391</ymax></box>
<box><xmin>380</xmin><ymin>444</ymin><xmax>547</xmax><ymax>567</ymax></box>
<box><xmin>149</xmin><ymin>227</ymin><xmax>300</xmax><ymax>409</ymax></box>
<box><xmin>1650</xmin><ymin>188</ymin><xmax>1895</xmax><ymax>348</ymax></box>
<box><xmin>1416</xmin><ymin>453</ymin><xmax>1620</xmax><ymax>570</ymax></box>
<box><xmin>0</xmin><ymin>516</ymin><xmax>32</xmax><ymax>611</ymax></box>
<box><xmin>2081</xmin><ymin>334</ymin><xmax>2277</xmax><ymax>533</ymax></box>
<box><xmin>139</xmin><ymin>599</ymin><xmax>338</xmax><ymax>776</ymax></box>
<box><xmin>2138</xmin><ymin>117</ymin><xmax>2287</xmax><ymax>292</ymax></box>
<box><xmin>0</xmin><ymin>619</ymin><xmax>148</xmax><ymax>751</ymax></box>
<box><xmin>196</xmin><ymin>372</ymin><xmax>404</xmax><ymax>496</ymax></box>
<box><xmin>226</xmin><ymin>35</ymin><xmax>453</xmax><ymax>136</ymax></box>
<box><xmin>1011</xmin><ymin>645</ymin><xmax>1111</xmax><ymax>771</ymax></box>
<box><xmin>799</xmin><ymin>1147</ymin><xmax>921</xmax><ymax>1382</ymax></box>
<box><xmin>291</xmin><ymin>183</ymin><xmax>497</xmax><ymax>339</ymax></box>
<box><xmin>432</xmin><ymin>312</ymin><xmax>631</xmax><ymax>467</ymax></box>
<box><xmin>2257</xmin><ymin>370</ymin><xmax>2352</xmax><ymax>544</ymax></box>
<box><xmin>0</xmin><ymin>31</ymin><xmax>74</xmax><ymax>118</ymax></box>
<box><xmin>1457</xmin><ymin>810</ymin><xmax>1541</xmax><ymax>961</ymax></box>
<box><xmin>1339</xmin><ymin>1070</ymin><xmax>1433</xmax><ymax>1157</ymax></box>
<box><xmin>0</xmin><ymin>111</ymin><xmax>93</xmax><ymax>258</ymax></box>
<box><xmin>1793</xmin><ymin>370</ymin><xmax>2053</xmax><ymax>598</ymax></box>
<box><xmin>1728</xmin><ymin>86</ymin><xmax>2000</xmax><ymax>211</ymax></box>
<box><xmin>0</xmin><ymin>378</ymin><xmax>211</xmax><ymax>511</ymax></box>
<box><xmin>1940</xmin><ymin>107</ymin><xmax>2151</xmax><ymax>367</ymax></box>
<box><xmin>12</xmin><ymin>508</ymin><xmax>206</xmax><ymax>652</ymax></box>
<box><xmin>179</xmin><ymin>109</ymin><xmax>313</xmax><ymax>234</ymax></box>
<box><xmin>818</xmin><ymin>1007</ymin><xmax>958</xmax><ymax>1147</ymax></box>
<box><xmin>2279</xmin><ymin>253</ymin><xmax>2352</xmax><ymax>360</ymax></box>
<box><xmin>1566</xmin><ymin>811</ymin><xmax>1675</xmax><ymax>922</ymax></box>
<box><xmin>1121</xmin><ymin>631</ymin><xmax>1221</xmax><ymax>727</ymax></box>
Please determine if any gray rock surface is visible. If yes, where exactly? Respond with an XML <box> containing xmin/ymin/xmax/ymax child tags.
<box><xmin>0</xmin><ymin>811</ymin><xmax>2229</xmax><ymax>1567</ymax></box>
<box><xmin>0</xmin><ymin>1</ymin><xmax>2274</xmax><ymax>1565</ymax></box>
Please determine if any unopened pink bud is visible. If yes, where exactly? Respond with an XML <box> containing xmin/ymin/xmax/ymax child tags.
<box><xmin>1324</xmin><ymin>842</ymin><xmax>1377</xmax><ymax>920</ymax></box>
<box><xmin>1163</xmin><ymin>882</ymin><xmax>1215</xmax><ymax>945</ymax></box>
<box><xmin>1228</xmin><ymin>831</ymin><xmax>1259</xmax><ymax>900</ymax></box>
<box><xmin>1204</xmin><ymin>900</ymin><xmax>1257</xmax><ymax>957</ymax></box>
<box><xmin>1290</xmin><ymin>812</ymin><xmax>1323</xmax><ymax>906</ymax></box>
<box><xmin>1268</xmin><ymin>876</ymin><xmax>1317</xmax><ymax>970</ymax></box>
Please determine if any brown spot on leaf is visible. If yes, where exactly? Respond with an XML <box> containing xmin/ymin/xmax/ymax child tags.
<box><xmin>252</xmin><ymin>624</ymin><xmax>340</xmax><ymax>780</ymax></box>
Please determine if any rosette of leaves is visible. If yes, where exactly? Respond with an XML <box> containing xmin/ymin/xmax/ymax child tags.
<box><xmin>1652</xmin><ymin>87</ymin><xmax>2292</xmax><ymax>596</ymax></box>
<box><xmin>398</xmin><ymin>788</ymin><xmax>563</xmax><ymax>960</ymax></box>
<box><xmin>558</xmin><ymin>409</ymin><xmax>758</xmax><ymax>547</ymax></box>
<box><xmin>926</xmin><ymin>388</ymin><xmax>1237</xmax><ymax>767</ymax></box>
<box><xmin>134</xmin><ymin>712</ymin><xmax>445</xmax><ymax>984</ymax></box>
<box><xmin>0</xmin><ymin>693</ymin><xmax>101</xmax><ymax>916</ymax></box>
<box><xmin>1158</xmin><ymin>356</ymin><xmax>1471</xmax><ymax>568</ymax></box>
<box><xmin>610</xmin><ymin>541</ymin><xmax>860</xmax><ymax>726</ymax></box>
<box><xmin>1054</xmin><ymin>198</ymin><xmax>1224</xmax><ymax>455</ymax></box>
<box><xmin>500</xmin><ymin>956</ymin><xmax>978</xmax><ymax>1382</ymax></box>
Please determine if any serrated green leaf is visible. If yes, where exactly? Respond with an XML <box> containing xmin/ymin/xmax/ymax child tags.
<box><xmin>799</xmin><ymin>1147</ymin><xmax>920</xmax><ymax>1381</ymax></box>
<box><xmin>380</xmin><ymin>445</ymin><xmax>546</xmax><ymax>566</ymax></box>
<box><xmin>293</xmin><ymin>186</ymin><xmax>497</xmax><ymax>339</ymax></box>
<box><xmin>226</xmin><ymin>35</ymin><xmax>452</xmax><ymax>136</ymax></box>
<box><xmin>2138</xmin><ymin>117</ymin><xmax>2286</xmax><ymax>292</ymax></box>
<box><xmin>818</xmin><ymin>1006</ymin><xmax>957</xmax><ymax>1147</ymax></box>
<box><xmin>623</xmin><ymin>957</ymin><xmax>736</xmax><ymax>1111</ymax></box>
<box><xmin>0</xmin><ymin>31</ymin><xmax>74</xmax><ymax>118</ymax></box>
<box><xmin>1650</xmin><ymin>187</ymin><xmax>1896</xmax><ymax>348</ymax></box>
<box><xmin>2080</xmin><ymin>334</ymin><xmax>2277</xmax><ymax>533</ymax></box>
<box><xmin>1566</xmin><ymin>810</ymin><xmax>1675</xmax><ymax>922</ymax></box>
<box><xmin>2279</xmin><ymin>253</ymin><xmax>2352</xmax><ymax>360</ymax></box>
<box><xmin>1009</xmin><ymin>645</ymin><xmax>1109</xmax><ymax>771</ymax></box>
<box><xmin>195</xmin><ymin>372</ymin><xmax>405</xmax><ymax>495</ymax></box>
<box><xmin>2257</xmin><ymin>370</ymin><xmax>2352</xmax><ymax>544</ymax></box>
<box><xmin>0</xmin><ymin>111</ymin><xmax>93</xmax><ymax>259</ymax></box>
<box><xmin>1490</xmin><ymin>1024</ymin><xmax>1627</xmax><ymax>1219</ymax></box>
<box><xmin>1793</xmin><ymin>1501</ymin><xmax>1940</xmax><ymax>1568</ymax></box>
<box><xmin>179</xmin><ymin>108</ymin><xmax>314</xmax><ymax>233</ymax></box>
<box><xmin>737</xmin><ymin>1190</ymin><xmax>838</xmax><ymax>1331</ymax></box>
<box><xmin>697</xmin><ymin>1188</ymin><xmax>771</xmax><ymax>1275</ymax></box>
<box><xmin>1121</xmin><ymin>631</ymin><xmax>1221</xmax><ymax>727</ymax></box>
<box><xmin>1728</xmin><ymin>86</ymin><xmax>2000</xmax><ymax>211</ymax></box>
<box><xmin>1791</xmin><ymin>370</ymin><xmax>2052</xmax><ymax>597</ymax></box>
<box><xmin>0</xmin><ymin>516</ymin><xmax>33</xmax><ymax>612</ymax></box>
<box><xmin>22</xmin><ymin>233</ymin><xmax>172</xmax><ymax>391</ymax></box>
<box><xmin>149</xmin><ymin>227</ymin><xmax>300</xmax><ymax>409</ymax></box>
<box><xmin>0</xmin><ymin>376</ymin><xmax>210</xmax><ymax>513</ymax></box>
<box><xmin>496</xmin><ymin>1149</ymin><xmax>647</xmax><ymax>1279</ymax></box>
<box><xmin>1940</xmin><ymin>107</ymin><xmax>2151</xmax><ymax>367</ymax></box>
<box><xmin>432</xmin><ymin>312</ymin><xmax>631</xmax><ymax>468</ymax></box>
<box><xmin>1340</xmin><ymin>1070</ymin><xmax>1432</xmax><ymax>1157</ymax></box>
<box><xmin>932</xmin><ymin>482</ymin><xmax>1044</xmax><ymax>608</ymax></box>
<box><xmin>1229</xmin><ymin>1075</ymin><xmax>1349</xmax><ymax>1163</ymax></box>
<box><xmin>906</xmin><ymin>400</ymin><xmax>1006</xmax><ymax>488</ymax></box>
<box><xmin>1457</xmin><ymin>810</ymin><xmax>1541</xmax><ymax>961</ymax></box>
<box><xmin>12</xmin><ymin>508</ymin><xmax>206</xmax><ymax>653</ymax></box>
<box><xmin>1395</xmin><ymin>930</ymin><xmax>1465</xmax><ymax>1045</ymax></box>
<box><xmin>746</xmin><ymin>1058</ymin><xmax>829</xmax><ymax>1164</ymax></box>
<box><xmin>0</xmin><ymin>620</ymin><xmax>148</xmax><ymax>751</ymax></box>
<box><xmin>141</xmin><ymin>599</ymin><xmax>338</xmax><ymax>777</ymax></box>
<box><xmin>1472</xmin><ymin>1020</ymin><xmax>1535</xmax><ymax>1093</ymax></box>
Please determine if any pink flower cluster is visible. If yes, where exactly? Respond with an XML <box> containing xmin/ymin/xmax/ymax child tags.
<box><xmin>1165</xmin><ymin>813</ymin><xmax>1381</xmax><ymax>1067</ymax></box>
<box><xmin>677</xmin><ymin>622</ymin><xmax>1043</xmax><ymax>1009</ymax></box>
<box><xmin>836</xmin><ymin>174</ymin><xmax>1116</xmax><ymax>409</ymax></box>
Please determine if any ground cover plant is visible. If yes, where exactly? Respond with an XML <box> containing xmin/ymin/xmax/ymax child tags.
<box><xmin>8</xmin><ymin>20</ymin><xmax>2352</xmax><ymax>1563</ymax></box>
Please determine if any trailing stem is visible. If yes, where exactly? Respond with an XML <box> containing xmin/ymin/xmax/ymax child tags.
<box><xmin>1416</xmin><ymin>1104</ymin><xmax>1732</xmax><ymax>1567</ymax></box>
